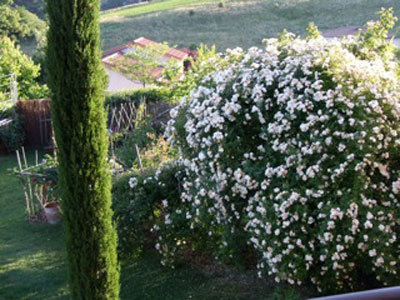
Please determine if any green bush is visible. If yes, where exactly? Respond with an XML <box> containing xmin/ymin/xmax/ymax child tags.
<box><xmin>162</xmin><ymin>10</ymin><xmax>400</xmax><ymax>293</ymax></box>
<box><xmin>0</xmin><ymin>36</ymin><xmax>49</xmax><ymax>101</ymax></box>
<box><xmin>115</xmin><ymin>118</ymin><xmax>155</xmax><ymax>168</ymax></box>
<box><xmin>113</xmin><ymin>161</ymin><xmax>186</xmax><ymax>256</ymax></box>
<box><xmin>115</xmin><ymin>119</ymin><xmax>176</xmax><ymax>169</ymax></box>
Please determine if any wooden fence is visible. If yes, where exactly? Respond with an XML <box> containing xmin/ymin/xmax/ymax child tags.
<box><xmin>14</xmin><ymin>98</ymin><xmax>171</xmax><ymax>151</ymax></box>
<box><xmin>17</xmin><ymin>99</ymin><xmax>53</xmax><ymax>149</ymax></box>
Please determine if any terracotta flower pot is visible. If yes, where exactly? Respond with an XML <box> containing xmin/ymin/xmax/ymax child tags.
<box><xmin>43</xmin><ymin>202</ymin><xmax>61</xmax><ymax>224</ymax></box>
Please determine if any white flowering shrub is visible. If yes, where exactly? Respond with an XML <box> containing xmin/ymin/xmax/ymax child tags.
<box><xmin>113</xmin><ymin>161</ymin><xmax>190</xmax><ymax>255</ymax></box>
<box><xmin>163</xmin><ymin>13</ymin><xmax>400</xmax><ymax>292</ymax></box>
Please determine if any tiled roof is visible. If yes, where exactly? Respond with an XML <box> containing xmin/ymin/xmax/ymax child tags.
<box><xmin>102</xmin><ymin>37</ymin><xmax>188</xmax><ymax>61</ymax></box>
<box><xmin>102</xmin><ymin>37</ymin><xmax>192</xmax><ymax>90</ymax></box>
<box><xmin>102</xmin><ymin>41</ymin><xmax>136</xmax><ymax>58</ymax></box>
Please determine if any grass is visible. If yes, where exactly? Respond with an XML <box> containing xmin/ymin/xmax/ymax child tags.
<box><xmin>101</xmin><ymin>0</ymin><xmax>220</xmax><ymax>19</ymax></box>
<box><xmin>0</xmin><ymin>152</ymin><xmax>305</xmax><ymax>299</ymax></box>
<box><xmin>22</xmin><ymin>0</ymin><xmax>400</xmax><ymax>55</ymax></box>
<box><xmin>0</xmin><ymin>152</ymin><xmax>69</xmax><ymax>300</ymax></box>
<box><xmin>100</xmin><ymin>0</ymin><xmax>400</xmax><ymax>51</ymax></box>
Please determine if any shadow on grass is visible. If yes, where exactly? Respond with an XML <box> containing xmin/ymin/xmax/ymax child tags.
<box><xmin>0</xmin><ymin>153</ymin><xmax>69</xmax><ymax>300</ymax></box>
<box><xmin>0</xmin><ymin>153</ymin><xmax>306</xmax><ymax>299</ymax></box>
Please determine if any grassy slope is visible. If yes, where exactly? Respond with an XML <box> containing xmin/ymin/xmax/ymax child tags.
<box><xmin>100</xmin><ymin>0</ymin><xmax>400</xmax><ymax>51</ymax></box>
<box><xmin>0</xmin><ymin>153</ymin><xmax>69</xmax><ymax>300</ymax></box>
<box><xmin>0</xmin><ymin>153</ymin><xmax>303</xmax><ymax>300</ymax></box>
<box><xmin>102</xmin><ymin>0</ymin><xmax>219</xmax><ymax>19</ymax></box>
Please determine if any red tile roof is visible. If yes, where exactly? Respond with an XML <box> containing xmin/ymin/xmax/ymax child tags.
<box><xmin>102</xmin><ymin>37</ymin><xmax>188</xmax><ymax>61</ymax></box>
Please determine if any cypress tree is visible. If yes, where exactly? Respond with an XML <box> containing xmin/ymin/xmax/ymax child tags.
<box><xmin>46</xmin><ymin>0</ymin><xmax>120</xmax><ymax>298</ymax></box>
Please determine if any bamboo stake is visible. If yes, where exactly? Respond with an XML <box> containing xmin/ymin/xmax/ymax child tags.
<box><xmin>109</xmin><ymin>107</ymin><xmax>116</xmax><ymax>131</ymax></box>
<box><xmin>21</xmin><ymin>147</ymin><xmax>35</xmax><ymax>215</ymax></box>
<box><xmin>24</xmin><ymin>190</ymin><xmax>32</xmax><ymax>217</ymax></box>
<box><xmin>21</xmin><ymin>146</ymin><xmax>28</xmax><ymax>169</ymax></box>
<box><xmin>110</xmin><ymin>136</ymin><xmax>116</xmax><ymax>173</ymax></box>
<box><xmin>16</xmin><ymin>150</ymin><xmax>32</xmax><ymax>217</ymax></box>
<box><xmin>16</xmin><ymin>149</ymin><xmax>22</xmax><ymax>172</ymax></box>
<box><xmin>121</xmin><ymin>105</ymin><xmax>132</xmax><ymax>131</ymax></box>
<box><xmin>135</xmin><ymin>144</ymin><xmax>144</xmax><ymax>174</ymax></box>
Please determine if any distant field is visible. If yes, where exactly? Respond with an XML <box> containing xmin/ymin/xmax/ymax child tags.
<box><xmin>101</xmin><ymin>0</ymin><xmax>219</xmax><ymax>19</ymax></box>
<box><xmin>100</xmin><ymin>0</ymin><xmax>400</xmax><ymax>51</ymax></box>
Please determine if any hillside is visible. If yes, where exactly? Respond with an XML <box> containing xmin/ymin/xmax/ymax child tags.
<box><xmin>100</xmin><ymin>0</ymin><xmax>400</xmax><ymax>51</ymax></box>
<box><xmin>16</xmin><ymin>0</ymin><xmax>400</xmax><ymax>55</ymax></box>
<box><xmin>14</xmin><ymin>0</ymin><xmax>143</xmax><ymax>18</ymax></box>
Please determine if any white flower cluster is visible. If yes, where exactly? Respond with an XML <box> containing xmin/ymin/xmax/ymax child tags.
<box><xmin>129</xmin><ymin>177</ymin><xmax>138</xmax><ymax>189</ymax></box>
<box><xmin>162</xmin><ymin>35</ymin><xmax>400</xmax><ymax>292</ymax></box>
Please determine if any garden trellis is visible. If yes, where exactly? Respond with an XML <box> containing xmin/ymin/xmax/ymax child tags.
<box><xmin>0</xmin><ymin>73</ymin><xmax>18</xmax><ymax>119</ymax></box>
<box><xmin>15</xmin><ymin>147</ymin><xmax>58</xmax><ymax>221</ymax></box>
<box><xmin>0</xmin><ymin>73</ymin><xmax>17</xmax><ymax>102</ymax></box>
<box><xmin>107</xmin><ymin>98</ymin><xmax>147</xmax><ymax>173</ymax></box>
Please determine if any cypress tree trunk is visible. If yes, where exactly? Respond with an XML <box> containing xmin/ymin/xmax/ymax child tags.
<box><xmin>46</xmin><ymin>0</ymin><xmax>120</xmax><ymax>299</ymax></box>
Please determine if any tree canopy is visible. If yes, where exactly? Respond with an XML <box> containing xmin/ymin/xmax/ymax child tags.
<box><xmin>0</xmin><ymin>0</ymin><xmax>46</xmax><ymax>44</ymax></box>
<box><xmin>0</xmin><ymin>36</ymin><xmax>48</xmax><ymax>101</ymax></box>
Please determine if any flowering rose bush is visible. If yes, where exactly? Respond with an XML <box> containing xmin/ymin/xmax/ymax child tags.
<box><xmin>161</xmin><ymin>12</ymin><xmax>400</xmax><ymax>292</ymax></box>
<box><xmin>113</xmin><ymin>161</ymin><xmax>194</xmax><ymax>256</ymax></box>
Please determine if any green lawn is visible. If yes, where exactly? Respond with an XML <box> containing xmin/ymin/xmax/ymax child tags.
<box><xmin>0</xmin><ymin>153</ymin><xmax>304</xmax><ymax>299</ymax></box>
<box><xmin>100</xmin><ymin>0</ymin><xmax>400</xmax><ymax>51</ymax></box>
<box><xmin>0</xmin><ymin>153</ymin><xmax>69</xmax><ymax>299</ymax></box>
<box><xmin>101</xmin><ymin>0</ymin><xmax>220</xmax><ymax>19</ymax></box>
<box><xmin>21</xmin><ymin>0</ymin><xmax>400</xmax><ymax>56</ymax></box>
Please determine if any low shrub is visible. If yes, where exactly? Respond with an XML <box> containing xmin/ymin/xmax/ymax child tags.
<box><xmin>105</xmin><ymin>87</ymin><xmax>169</xmax><ymax>107</ymax></box>
<box><xmin>114</xmin><ymin>118</ymin><xmax>156</xmax><ymax>168</ymax></box>
<box><xmin>0</xmin><ymin>112</ymin><xmax>24</xmax><ymax>152</ymax></box>
<box><xmin>161</xmin><ymin>10</ymin><xmax>400</xmax><ymax>293</ymax></box>
<box><xmin>112</xmin><ymin>161</ymin><xmax>186</xmax><ymax>256</ymax></box>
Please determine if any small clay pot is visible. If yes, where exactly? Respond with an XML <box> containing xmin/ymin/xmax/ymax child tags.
<box><xmin>43</xmin><ymin>202</ymin><xmax>61</xmax><ymax>225</ymax></box>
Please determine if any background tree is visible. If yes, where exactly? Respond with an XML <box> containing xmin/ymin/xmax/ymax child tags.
<box><xmin>46</xmin><ymin>0</ymin><xmax>120</xmax><ymax>298</ymax></box>
<box><xmin>0</xmin><ymin>0</ymin><xmax>46</xmax><ymax>43</ymax></box>
<box><xmin>0</xmin><ymin>0</ymin><xmax>30</xmax><ymax>40</ymax></box>
<box><xmin>0</xmin><ymin>36</ymin><xmax>48</xmax><ymax>101</ymax></box>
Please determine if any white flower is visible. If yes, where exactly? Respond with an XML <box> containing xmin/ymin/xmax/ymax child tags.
<box><xmin>129</xmin><ymin>177</ymin><xmax>138</xmax><ymax>189</ymax></box>
<box><xmin>364</xmin><ymin>220</ymin><xmax>373</xmax><ymax>229</ymax></box>
<box><xmin>392</xmin><ymin>178</ymin><xmax>400</xmax><ymax>194</ymax></box>
<box><xmin>369</xmin><ymin>249</ymin><xmax>377</xmax><ymax>257</ymax></box>
<box><xmin>198</xmin><ymin>152</ymin><xmax>206</xmax><ymax>161</ymax></box>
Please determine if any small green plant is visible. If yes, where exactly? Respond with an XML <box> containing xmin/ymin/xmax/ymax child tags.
<box><xmin>115</xmin><ymin>118</ymin><xmax>155</xmax><ymax>168</ymax></box>
<box><xmin>113</xmin><ymin>161</ymin><xmax>185</xmax><ymax>256</ymax></box>
<box><xmin>306</xmin><ymin>22</ymin><xmax>320</xmax><ymax>39</ymax></box>
<box><xmin>189</xmin><ymin>43</ymin><xmax>197</xmax><ymax>51</ymax></box>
